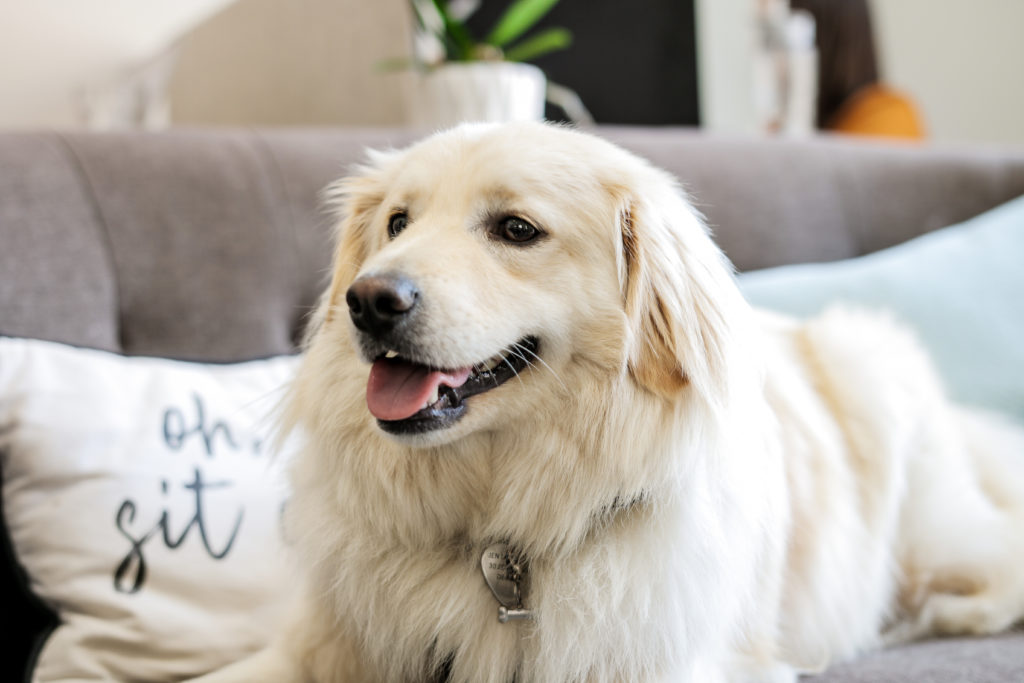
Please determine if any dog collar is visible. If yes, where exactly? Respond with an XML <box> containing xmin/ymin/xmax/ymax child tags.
<box><xmin>480</xmin><ymin>542</ymin><xmax>533</xmax><ymax>623</ymax></box>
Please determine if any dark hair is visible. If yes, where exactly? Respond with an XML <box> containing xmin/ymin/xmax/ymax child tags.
<box><xmin>789</xmin><ymin>0</ymin><xmax>879</xmax><ymax>127</ymax></box>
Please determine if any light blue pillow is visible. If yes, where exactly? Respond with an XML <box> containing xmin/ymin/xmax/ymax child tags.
<box><xmin>738</xmin><ymin>194</ymin><xmax>1024</xmax><ymax>421</ymax></box>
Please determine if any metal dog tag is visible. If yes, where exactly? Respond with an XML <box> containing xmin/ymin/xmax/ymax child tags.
<box><xmin>480</xmin><ymin>542</ymin><xmax>533</xmax><ymax>623</ymax></box>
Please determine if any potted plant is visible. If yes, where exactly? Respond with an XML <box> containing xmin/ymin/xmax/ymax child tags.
<box><xmin>404</xmin><ymin>0</ymin><xmax>577</xmax><ymax>127</ymax></box>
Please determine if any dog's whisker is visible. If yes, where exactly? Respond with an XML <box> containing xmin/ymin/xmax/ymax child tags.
<box><xmin>506</xmin><ymin>350</ymin><xmax>531</xmax><ymax>385</ymax></box>
<box><xmin>515</xmin><ymin>343</ymin><xmax>567</xmax><ymax>392</ymax></box>
<box><xmin>504</xmin><ymin>341</ymin><xmax>566</xmax><ymax>392</ymax></box>
<box><xmin>496</xmin><ymin>346</ymin><xmax>525</xmax><ymax>385</ymax></box>
<box><xmin>487</xmin><ymin>361</ymin><xmax>504</xmax><ymax>389</ymax></box>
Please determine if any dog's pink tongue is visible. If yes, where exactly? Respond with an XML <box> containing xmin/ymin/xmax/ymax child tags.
<box><xmin>367</xmin><ymin>358</ymin><xmax>472</xmax><ymax>421</ymax></box>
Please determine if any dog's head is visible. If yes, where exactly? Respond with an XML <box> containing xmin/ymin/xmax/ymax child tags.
<box><xmin>313</xmin><ymin>122</ymin><xmax>747</xmax><ymax>446</ymax></box>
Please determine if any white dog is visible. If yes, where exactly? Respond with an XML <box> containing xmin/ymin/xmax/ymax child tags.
<box><xmin>196</xmin><ymin>122</ymin><xmax>1024</xmax><ymax>682</ymax></box>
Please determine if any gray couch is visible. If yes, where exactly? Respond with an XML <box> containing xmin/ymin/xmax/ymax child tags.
<box><xmin>2</xmin><ymin>127</ymin><xmax>1023</xmax><ymax>682</ymax></box>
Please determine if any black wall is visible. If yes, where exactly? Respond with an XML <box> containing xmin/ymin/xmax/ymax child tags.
<box><xmin>467</xmin><ymin>0</ymin><xmax>700</xmax><ymax>125</ymax></box>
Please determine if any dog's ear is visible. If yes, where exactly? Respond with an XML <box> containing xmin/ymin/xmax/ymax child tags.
<box><xmin>617</xmin><ymin>176</ymin><xmax>747</xmax><ymax>406</ymax></box>
<box><xmin>318</xmin><ymin>150</ymin><xmax>397</xmax><ymax>328</ymax></box>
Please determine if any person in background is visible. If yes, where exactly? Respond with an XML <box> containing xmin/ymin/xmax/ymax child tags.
<box><xmin>790</xmin><ymin>0</ymin><xmax>926</xmax><ymax>139</ymax></box>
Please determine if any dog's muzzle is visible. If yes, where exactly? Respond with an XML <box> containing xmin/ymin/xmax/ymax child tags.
<box><xmin>345</xmin><ymin>272</ymin><xmax>540</xmax><ymax>436</ymax></box>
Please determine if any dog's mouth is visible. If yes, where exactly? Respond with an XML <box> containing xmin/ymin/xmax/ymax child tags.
<box><xmin>367</xmin><ymin>337</ymin><xmax>539</xmax><ymax>435</ymax></box>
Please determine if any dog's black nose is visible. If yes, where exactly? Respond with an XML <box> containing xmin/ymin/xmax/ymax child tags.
<box><xmin>345</xmin><ymin>274</ymin><xmax>420</xmax><ymax>337</ymax></box>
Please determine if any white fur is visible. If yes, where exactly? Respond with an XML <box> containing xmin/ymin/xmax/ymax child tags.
<box><xmin>192</xmin><ymin>122</ymin><xmax>1024</xmax><ymax>683</ymax></box>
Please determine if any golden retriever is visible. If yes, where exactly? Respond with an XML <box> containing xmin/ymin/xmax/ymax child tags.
<box><xmin>195</xmin><ymin>122</ymin><xmax>1024</xmax><ymax>682</ymax></box>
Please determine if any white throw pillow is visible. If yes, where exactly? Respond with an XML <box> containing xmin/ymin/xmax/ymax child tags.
<box><xmin>0</xmin><ymin>337</ymin><xmax>298</xmax><ymax>682</ymax></box>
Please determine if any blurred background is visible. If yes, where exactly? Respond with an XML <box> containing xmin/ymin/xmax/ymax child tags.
<box><xmin>1</xmin><ymin>0</ymin><xmax>1021</xmax><ymax>145</ymax></box>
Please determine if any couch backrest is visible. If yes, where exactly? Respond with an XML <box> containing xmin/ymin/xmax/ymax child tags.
<box><xmin>3</xmin><ymin>127</ymin><xmax>1024</xmax><ymax>362</ymax></box>
<box><xmin>609</xmin><ymin>129</ymin><xmax>1024</xmax><ymax>268</ymax></box>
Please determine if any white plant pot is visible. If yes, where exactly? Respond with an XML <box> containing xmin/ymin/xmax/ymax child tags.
<box><xmin>410</xmin><ymin>61</ymin><xmax>546</xmax><ymax>128</ymax></box>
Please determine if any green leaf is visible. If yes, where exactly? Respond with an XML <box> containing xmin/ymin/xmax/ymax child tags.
<box><xmin>429</xmin><ymin>0</ymin><xmax>476</xmax><ymax>59</ymax></box>
<box><xmin>486</xmin><ymin>0</ymin><xmax>562</xmax><ymax>48</ymax></box>
<box><xmin>503</xmin><ymin>27</ymin><xmax>572</xmax><ymax>63</ymax></box>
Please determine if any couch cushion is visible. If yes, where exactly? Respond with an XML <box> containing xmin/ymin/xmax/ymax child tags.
<box><xmin>808</xmin><ymin>632</ymin><xmax>1024</xmax><ymax>682</ymax></box>
<box><xmin>0</xmin><ymin>133</ymin><xmax>119</xmax><ymax>351</ymax></box>
<box><xmin>61</xmin><ymin>130</ymin><xmax>319</xmax><ymax>361</ymax></box>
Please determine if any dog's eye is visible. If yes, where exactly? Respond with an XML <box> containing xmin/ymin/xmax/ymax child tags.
<box><xmin>497</xmin><ymin>217</ymin><xmax>540</xmax><ymax>244</ymax></box>
<box><xmin>387</xmin><ymin>213</ymin><xmax>408</xmax><ymax>239</ymax></box>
